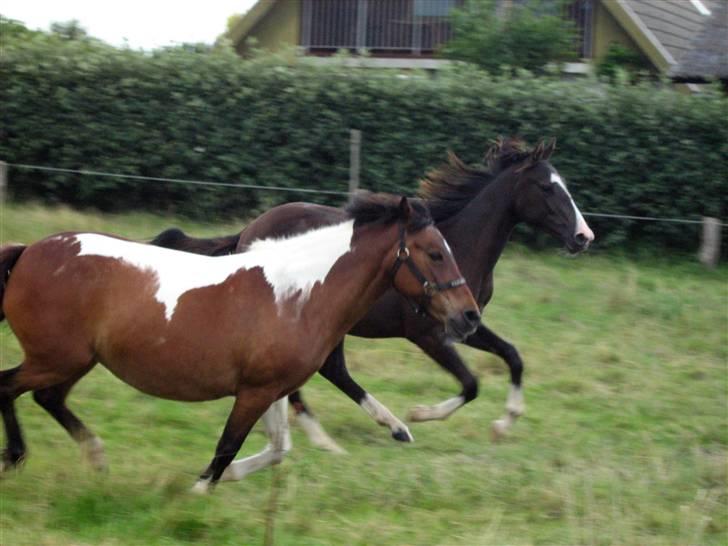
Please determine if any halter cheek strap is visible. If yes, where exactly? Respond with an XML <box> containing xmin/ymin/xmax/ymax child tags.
<box><xmin>389</xmin><ymin>223</ymin><xmax>467</xmax><ymax>316</ymax></box>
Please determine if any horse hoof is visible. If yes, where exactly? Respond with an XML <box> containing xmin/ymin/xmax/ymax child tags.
<box><xmin>190</xmin><ymin>479</ymin><xmax>212</xmax><ymax>495</ymax></box>
<box><xmin>391</xmin><ymin>428</ymin><xmax>414</xmax><ymax>443</ymax></box>
<box><xmin>0</xmin><ymin>451</ymin><xmax>26</xmax><ymax>473</ymax></box>
<box><xmin>490</xmin><ymin>419</ymin><xmax>508</xmax><ymax>442</ymax></box>
<box><xmin>81</xmin><ymin>437</ymin><xmax>108</xmax><ymax>472</ymax></box>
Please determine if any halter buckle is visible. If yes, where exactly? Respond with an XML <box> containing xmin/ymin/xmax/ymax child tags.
<box><xmin>396</xmin><ymin>246</ymin><xmax>410</xmax><ymax>260</ymax></box>
<box><xmin>422</xmin><ymin>281</ymin><xmax>435</xmax><ymax>297</ymax></box>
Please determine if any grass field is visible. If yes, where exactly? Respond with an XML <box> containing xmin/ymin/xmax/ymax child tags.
<box><xmin>0</xmin><ymin>203</ymin><xmax>726</xmax><ymax>546</ymax></box>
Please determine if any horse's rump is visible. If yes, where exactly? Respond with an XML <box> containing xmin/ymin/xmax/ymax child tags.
<box><xmin>0</xmin><ymin>244</ymin><xmax>27</xmax><ymax>321</ymax></box>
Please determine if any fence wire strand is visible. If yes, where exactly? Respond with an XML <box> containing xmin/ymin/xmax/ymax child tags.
<box><xmin>7</xmin><ymin>163</ymin><xmax>350</xmax><ymax>196</ymax></box>
<box><xmin>5</xmin><ymin>162</ymin><xmax>726</xmax><ymax>226</ymax></box>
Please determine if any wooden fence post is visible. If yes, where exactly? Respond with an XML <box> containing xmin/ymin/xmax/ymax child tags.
<box><xmin>698</xmin><ymin>217</ymin><xmax>721</xmax><ymax>268</ymax></box>
<box><xmin>0</xmin><ymin>161</ymin><xmax>7</xmax><ymax>206</ymax></box>
<box><xmin>349</xmin><ymin>129</ymin><xmax>361</xmax><ymax>198</ymax></box>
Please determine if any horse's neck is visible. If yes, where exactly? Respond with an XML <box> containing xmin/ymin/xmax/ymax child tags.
<box><xmin>438</xmin><ymin>176</ymin><xmax>517</xmax><ymax>289</ymax></box>
<box><xmin>305</xmin><ymin>224</ymin><xmax>396</xmax><ymax>345</ymax></box>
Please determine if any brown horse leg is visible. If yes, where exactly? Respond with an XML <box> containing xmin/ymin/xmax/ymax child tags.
<box><xmin>192</xmin><ymin>388</ymin><xmax>276</xmax><ymax>494</ymax></box>
<box><xmin>0</xmin><ymin>367</ymin><xmax>27</xmax><ymax>471</ymax></box>
<box><xmin>32</xmin><ymin>367</ymin><xmax>107</xmax><ymax>471</ymax></box>
<box><xmin>1</xmin><ymin>353</ymin><xmax>95</xmax><ymax>472</ymax></box>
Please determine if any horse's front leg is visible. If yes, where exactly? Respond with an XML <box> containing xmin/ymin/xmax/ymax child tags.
<box><xmin>406</xmin><ymin>335</ymin><xmax>478</xmax><ymax>422</ymax></box>
<box><xmin>464</xmin><ymin>323</ymin><xmax>525</xmax><ymax>440</ymax></box>
<box><xmin>220</xmin><ymin>397</ymin><xmax>291</xmax><ymax>482</ymax></box>
<box><xmin>319</xmin><ymin>343</ymin><xmax>413</xmax><ymax>443</ymax></box>
<box><xmin>192</xmin><ymin>388</ymin><xmax>275</xmax><ymax>494</ymax></box>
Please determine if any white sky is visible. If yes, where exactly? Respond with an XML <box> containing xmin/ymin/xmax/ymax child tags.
<box><xmin>2</xmin><ymin>0</ymin><xmax>258</xmax><ymax>49</ymax></box>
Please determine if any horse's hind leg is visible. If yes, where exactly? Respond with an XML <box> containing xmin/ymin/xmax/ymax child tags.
<box><xmin>32</xmin><ymin>367</ymin><xmax>106</xmax><ymax>471</ymax></box>
<box><xmin>290</xmin><ymin>390</ymin><xmax>346</xmax><ymax>454</ymax></box>
<box><xmin>220</xmin><ymin>397</ymin><xmax>291</xmax><ymax>482</ymax></box>
<box><xmin>0</xmin><ymin>366</ymin><xmax>27</xmax><ymax>471</ymax></box>
<box><xmin>1</xmin><ymin>352</ymin><xmax>96</xmax><ymax>473</ymax></box>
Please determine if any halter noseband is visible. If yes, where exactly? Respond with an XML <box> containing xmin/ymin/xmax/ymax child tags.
<box><xmin>389</xmin><ymin>223</ymin><xmax>467</xmax><ymax>316</ymax></box>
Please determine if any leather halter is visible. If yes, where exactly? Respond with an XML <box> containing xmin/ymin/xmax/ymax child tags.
<box><xmin>389</xmin><ymin>223</ymin><xmax>467</xmax><ymax>316</ymax></box>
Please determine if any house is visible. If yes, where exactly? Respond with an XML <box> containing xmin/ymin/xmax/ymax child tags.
<box><xmin>229</xmin><ymin>0</ymin><xmax>722</xmax><ymax>78</ymax></box>
<box><xmin>669</xmin><ymin>0</ymin><xmax>728</xmax><ymax>85</ymax></box>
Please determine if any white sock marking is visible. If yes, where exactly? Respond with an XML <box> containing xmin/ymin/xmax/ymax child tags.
<box><xmin>190</xmin><ymin>477</ymin><xmax>212</xmax><ymax>494</ymax></box>
<box><xmin>221</xmin><ymin>398</ymin><xmax>291</xmax><ymax>482</ymax></box>
<box><xmin>69</xmin><ymin>220</ymin><xmax>354</xmax><ymax>320</ymax></box>
<box><xmin>80</xmin><ymin>436</ymin><xmax>107</xmax><ymax>470</ymax></box>
<box><xmin>506</xmin><ymin>385</ymin><xmax>525</xmax><ymax>416</ymax></box>
<box><xmin>408</xmin><ymin>395</ymin><xmax>465</xmax><ymax>422</ymax></box>
<box><xmin>296</xmin><ymin>413</ymin><xmax>347</xmax><ymax>454</ymax></box>
<box><xmin>491</xmin><ymin>385</ymin><xmax>525</xmax><ymax>440</ymax></box>
<box><xmin>360</xmin><ymin>394</ymin><xmax>413</xmax><ymax>440</ymax></box>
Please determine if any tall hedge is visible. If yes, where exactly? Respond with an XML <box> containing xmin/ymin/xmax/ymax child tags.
<box><xmin>1</xmin><ymin>29</ymin><xmax>726</xmax><ymax>251</ymax></box>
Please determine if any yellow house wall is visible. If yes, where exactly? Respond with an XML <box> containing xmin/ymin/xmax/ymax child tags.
<box><xmin>592</xmin><ymin>1</ymin><xmax>653</xmax><ymax>68</ymax></box>
<box><xmin>238</xmin><ymin>0</ymin><xmax>301</xmax><ymax>54</ymax></box>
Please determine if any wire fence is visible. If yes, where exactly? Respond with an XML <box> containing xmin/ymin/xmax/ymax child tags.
<box><xmin>4</xmin><ymin>161</ymin><xmax>726</xmax><ymax>228</ymax></box>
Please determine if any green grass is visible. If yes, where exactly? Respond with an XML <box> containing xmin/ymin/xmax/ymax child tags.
<box><xmin>0</xmin><ymin>202</ymin><xmax>726</xmax><ymax>546</ymax></box>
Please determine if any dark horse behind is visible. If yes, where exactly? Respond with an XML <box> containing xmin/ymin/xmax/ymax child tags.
<box><xmin>151</xmin><ymin>138</ymin><xmax>595</xmax><ymax>451</ymax></box>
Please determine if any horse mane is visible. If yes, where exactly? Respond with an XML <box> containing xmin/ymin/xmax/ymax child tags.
<box><xmin>417</xmin><ymin>137</ymin><xmax>555</xmax><ymax>222</ymax></box>
<box><xmin>345</xmin><ymin>191</ymin><xmax>432</xmax><ymax>232</ymax></box>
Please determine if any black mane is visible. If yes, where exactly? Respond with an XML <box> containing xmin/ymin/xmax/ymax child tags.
<box><xmin>346</xmin><ymin>191</ymin><xmax>432</xmax><ymax>232</ymax></box>
<box><xmin>418</xmin><ymin>137</ymin><xmax>554</xmax><ymax>222</ymax></box>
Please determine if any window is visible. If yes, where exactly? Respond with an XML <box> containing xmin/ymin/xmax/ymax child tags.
<box><xmin>413</xmin><ymin>0</ymin><xmax>458</xmax><ymax>18</ymax></box>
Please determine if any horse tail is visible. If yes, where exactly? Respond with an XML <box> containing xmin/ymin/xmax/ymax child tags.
<box><xmin>149</xmin><ymin>228</ymin><xmax>240</xmax><ymax>256</ymax></box>
<box><xmin>0</xmin><ymin>244</ymin><xmax>27</xmax><ymax>322</ymax></box>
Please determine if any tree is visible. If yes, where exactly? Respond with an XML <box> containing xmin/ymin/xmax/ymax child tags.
<box><xmin>442</xmin><ymin>0</ymin><xmax>578</xmax><ymax>74</ymax></box>
<box><xmin>50</xmin><ymin>19</ymin><xmax>89</xmax><ymax>41</ymax></box>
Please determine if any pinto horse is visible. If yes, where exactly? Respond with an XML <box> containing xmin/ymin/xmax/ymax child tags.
<box><xmin>0</xmin><ymin>194</ymin><xmax>479</xmax><ymax>491</ymax></box>
<box><xmin>152</xmin><ymin>138</ymin><xmax>595</xmax><ymax>451</ymax></box>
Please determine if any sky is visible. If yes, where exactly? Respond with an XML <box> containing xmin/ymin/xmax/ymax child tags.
<box><xmin>2</xmin><ymin>0</ymin><xmax>258</xmax><ymax>49</ymax></box>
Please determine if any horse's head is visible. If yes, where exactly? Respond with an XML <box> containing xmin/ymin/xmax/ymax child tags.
<box><xmin>492</xmin><ymin>139</ymin><xmax>595</xmax><ymax>254</ymax></box>
<box><xmin>390</xmin><ymin>197</ymin><xmax>480</xmax><ymax>340</ymax></box>
<box><xmin>347</xmin><ymin>193</ymin><xmax>480</xmax><ymax>340</ymax></box>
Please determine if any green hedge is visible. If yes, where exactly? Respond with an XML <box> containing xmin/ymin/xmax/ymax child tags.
<box><xmin>1</xmin><ymin>29</ymin><xmax>727</xmax><ymax>251</ymax></box>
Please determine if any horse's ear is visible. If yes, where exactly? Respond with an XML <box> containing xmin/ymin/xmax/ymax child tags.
<box><xmin>543</xmin><ymin>138</ymin><xmax>556</xmax><ymax>160</ymax></box>
<box><xmin>399</xmin><ymin>196</ymin><xmax>411</xmax><ymax>223</ymax></box>
<box><xmin>484</xmin><ymin>137</ymin><xmax>504</xmax><ymax>167</ymax></box>
<box><xmin>533</xmin><ymin>140</ymin><xmax>546</xmax><ymax>161</ymax></box>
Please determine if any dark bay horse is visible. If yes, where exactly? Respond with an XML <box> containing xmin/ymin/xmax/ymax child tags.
<box><xmin>152</xmin><ymin>138</ymin><xmax>594</xmax><ymax>451</ymax></box>
<box><xmin>0</xmin><ymin>194</ymin><xmax>479</xmax><ymax>491</ymax></box>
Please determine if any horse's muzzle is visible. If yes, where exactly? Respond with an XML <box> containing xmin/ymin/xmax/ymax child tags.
<box><xmin>566</xmin><ymin>232</ymin><xmax>593</xmax><ymax>254</ymax></box>
<box><xmin>446</xmin><ymin>309</ymin><xmax>480</xmax><ymax>341</ymax></box>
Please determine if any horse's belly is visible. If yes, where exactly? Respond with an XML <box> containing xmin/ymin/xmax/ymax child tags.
<box><xmin>97</xmin><ymin>347</ymin><xmax>239</xmax><ymax>401</ymax></box>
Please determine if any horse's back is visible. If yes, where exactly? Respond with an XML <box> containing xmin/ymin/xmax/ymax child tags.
<box><xmin>237</xmin><ymin>202</ymin><xmax>345</xmax><ymax>250</ymax></box>
<box><xmin>150</xmin><ymin>228</ymin><xmax>239</xmax><ymax>256</ymax></box>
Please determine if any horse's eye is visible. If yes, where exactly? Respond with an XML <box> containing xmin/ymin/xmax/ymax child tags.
<box><xmin>539</xmin><ymin>180</ymin><xmax>554</xmax><ymax>193</ymax></box>
<box><xmin>428</xmin><ymin>251</ymin><xmax>444</xmax><ymax>262</ymax></box>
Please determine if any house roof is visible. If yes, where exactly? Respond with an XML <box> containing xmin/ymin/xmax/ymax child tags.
<box><xmin>626</xmin><ymin>0</ymin><xmax>716</xmax><ymax>64</ymax></box>
<box><xmin>670</xmin><ymin>0</ymin><xmax>728</xmax><ymax>81</ymax></box>
<box><xmin>229</xmin><ymin>0</ymin><xmax>277</xmax><ymax>48</ymax></box>
<box><xmin>600</xmin><ymin>0</ymin><xmax>717</xmax><ymax>72</ymax></box>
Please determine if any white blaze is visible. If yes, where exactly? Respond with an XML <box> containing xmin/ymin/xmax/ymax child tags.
<box><xmin>73</xmin><ymin>220</ymin><xmax>354</xmax><ymax>320</ymax></box>
<box><xmin>550</xmin><ymin>172</ymin><xmax>592</xmax><ymax>239</ymax></box>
